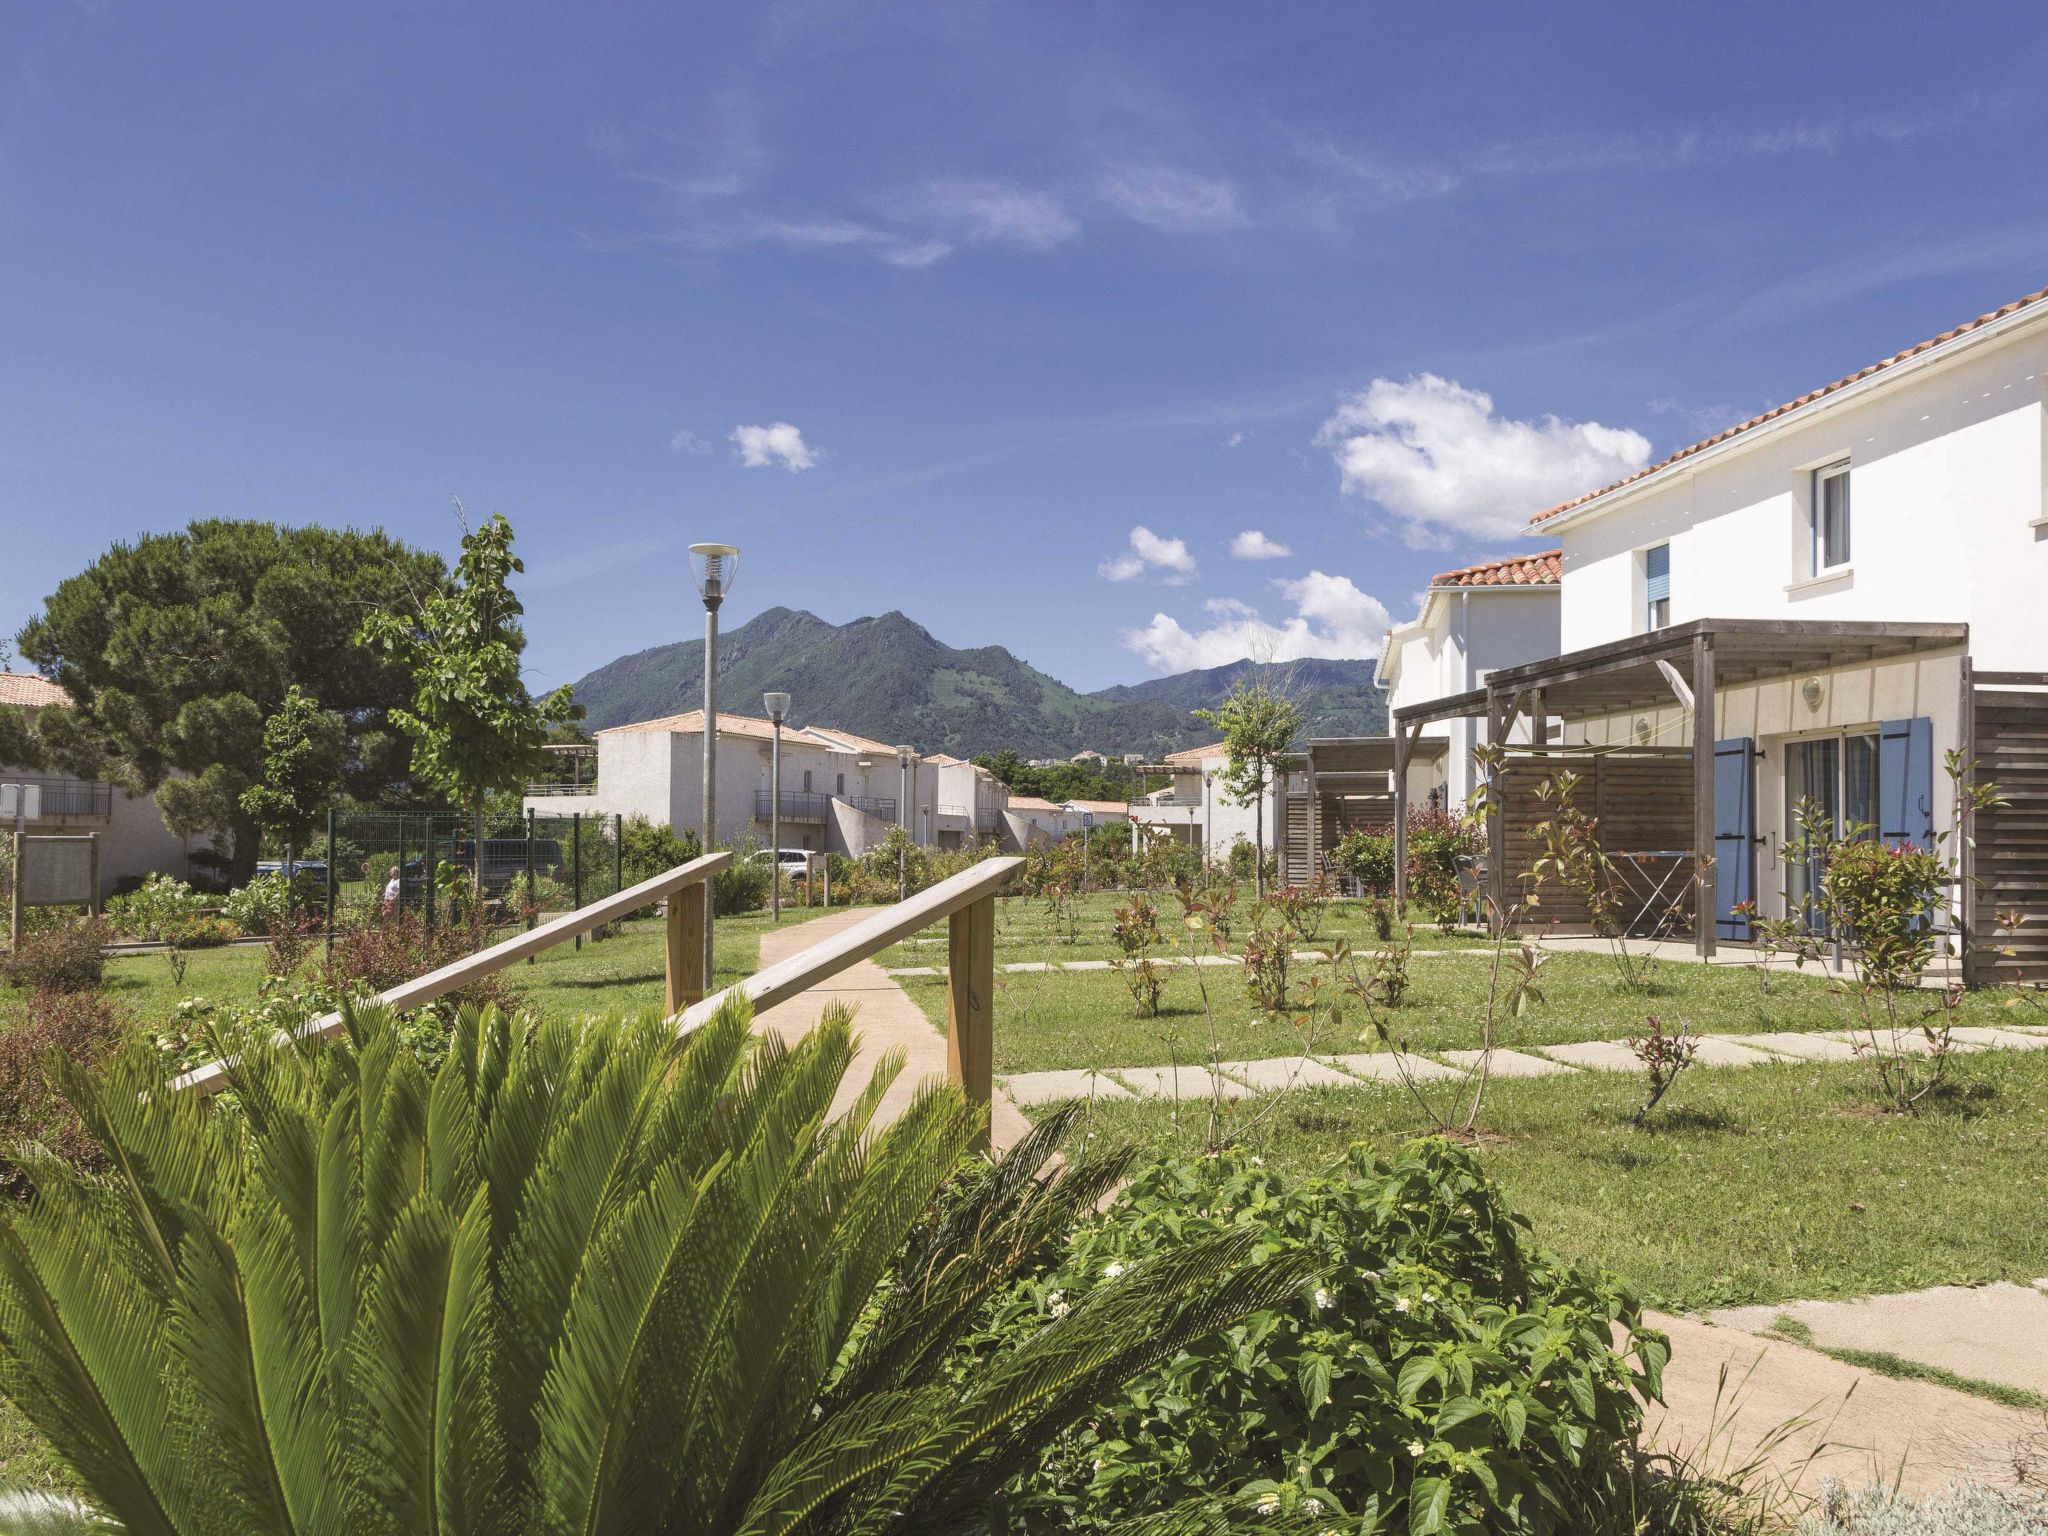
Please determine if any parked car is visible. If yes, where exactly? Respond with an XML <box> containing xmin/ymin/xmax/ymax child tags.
<box><xmin>255</xmin><ymin>859</ymin><xmax>329</xmax><ymax>883</ymax></box>
<box><xmin>753</xmin><ymin>848</ymin><xmax>816</xmax><ymax>881</ymax></box>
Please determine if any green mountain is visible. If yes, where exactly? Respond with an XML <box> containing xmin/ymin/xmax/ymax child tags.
<box><xmin>567</xmin><ymin>607</ymin><xmax>1387</xmax><ymax>759</ymax></box>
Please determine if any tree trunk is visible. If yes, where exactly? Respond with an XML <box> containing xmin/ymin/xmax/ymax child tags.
<box><xmin>228</xmin><ymin>808</ymin><xmax>262</xmax><ymax>890</ymax></box>
<box><xmin>1254</xmin><ymin>763</ymin><xmax>1266</xmax><ymax>899</ymax></box>
<box><xmin>473</xmin><ymin>799</ymin><xmax>486</xmax><ymax>931</ymax></box>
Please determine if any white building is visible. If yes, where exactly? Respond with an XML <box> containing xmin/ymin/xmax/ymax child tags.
<box><xmin>1</xmin><ymin>673</ymin><xmax>203</xmax><ymax>900</ymax></box>
<box><xmin>1389</xmin><ymin>279</ymin><xmax>2048</xmax><ymax>977</ymax></box>
<box><xmin>1374</xmin><ymin>550</ymin><xmax>1562</xmax><ymax>812</ymax></box>
<box><xmin>526</xmin><ymin>709</ymin><xmax>938</xmax><ymax>858</ymax></box>
<box><xmin>920</xmin><ymin>753</ymin><xmax>1011</xmax><ymax>849</ymax></box>
<box><xmin>1126</xmin><ymin>742</ymin><xmax>1283</xmax><ymax>865</ymax></box>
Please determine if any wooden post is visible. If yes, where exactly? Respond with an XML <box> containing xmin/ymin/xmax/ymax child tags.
<box><xmin>1487</xmin><ymin>691</ymin><xmax>1517</xmax><ymax>933</ymax></box>
<box><xmin>1958</xmin><ymin>653</ymin><xmax>1976</xmax><ymax>985</ymax></box>
<box><xmin>665</xmin><ymin>879</ymin><xmax>708</xmax><ymax>1013</ymax></box>
<box><xmin>1392</xmin><ymin>723</ymin><xmax>1412</xmax><ymax>906</ymax></box>
<box><xmin>8</xmin><ymin>829</ymin><xmax>20</xmax><ymax>952</ymax></box>
<box><xmin>87</xmin><ymin>833</ymin><xmax>100</xmax><ymax>918</ymax></box>
<box><xmin>1691</xmin><ymin>632</ymin><xmax>1717</xmax><ymax>960</ymax></box>
<box><xmin>947</xmin><ymin>893</ymin><xmax>995</xmax><ymax>1152</ymax></box>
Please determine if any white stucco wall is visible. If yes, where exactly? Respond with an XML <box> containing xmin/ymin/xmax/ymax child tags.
<box><xmin>1555</xmin><ymin>322</ymin><xmax>2048</xmax><ymax>667</ymax></box>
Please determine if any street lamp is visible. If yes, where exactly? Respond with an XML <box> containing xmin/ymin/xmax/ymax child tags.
<box><xmin>764</xmin><ymin>690</ymin><xmax>789</xmax><ymax>923</ymax></box>
<box><xmin>895</xmin><ymin>744</ymin><xmax>916</xmax><ymax>900</ymax></box>
<box><xmin>689</xmin><ymin>542</ymin><xmax>738</xmax><ymax>983</ymax></box>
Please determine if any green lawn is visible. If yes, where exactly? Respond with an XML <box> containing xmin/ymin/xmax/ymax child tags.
<box><xmin>899</xmin><ymin>942</ymin><xmax>2027</xmax><ymax>1074</ymax></box>
<box><xmin>876</xmin><ymin>891</ymin><xmax>1494</xmax><ymax>966</ymax></box>
<box><xmin>1045</xmin><ymin>1050</ymin><xmax>2048</xmax><ymax>1312</ymax></box>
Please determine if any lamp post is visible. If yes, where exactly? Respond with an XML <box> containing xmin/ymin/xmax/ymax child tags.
<box><xmin>764</xmin><ymin>690</ymin><xmax>789</xmax><ymax>923</ymax></box>
<box><xmin>895</xmin><ymin>744</ymin><xmax>916</xmax><ymax>900</ymax></box>
<box><xmin>689</xmin><ymin>542</ymin><xmax>738</xmax><ymax>983</ymax></box>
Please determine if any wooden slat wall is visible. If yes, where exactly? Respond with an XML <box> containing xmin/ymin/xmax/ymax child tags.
<box><xmin>1970</xmin><ymin>687</ymin><xmax>2048</xmax><ymax>983</ymax></box>
<box><xmin>1283</xmin><ymin>794</ymin><xmax>1312</xmax><ymax>885</ymax></box>
<box><xmin>1500</xmin><ymin>749</ymin><xmax>1696</xmax><ymax>933</ymax></box>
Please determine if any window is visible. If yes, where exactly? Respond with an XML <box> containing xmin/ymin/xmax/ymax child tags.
<box><xmin>835</xmin><ymin>771</ymin><xmax>845</xmax><ymax>794</ymax></box>
<box><xmin>1643</xmin><ymin>543</ymin><xmax>1671</xmax><ymax>630</ymax></box>
<box><xmin>1812</xmin><ymin>461</ymin><xmax>1851</xmax><ymax>571</ymax></box>
<box><xmin>802</xmin><ymin>769</ymin><xmax>812</xmax><ymax>792</ymax></box>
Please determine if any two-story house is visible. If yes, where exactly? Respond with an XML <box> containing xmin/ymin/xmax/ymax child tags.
<box><xmin>1387</xmin><ymin>281</ymin><xmax>2048</xmax><ymax>980</ymax></box>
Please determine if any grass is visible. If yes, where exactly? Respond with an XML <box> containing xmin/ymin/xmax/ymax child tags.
<box><xmin>898</xmin><ymin>938</ymin><xmax>2032</xmax><ymax>1074</ymax></box>
<box><xmin>1036</xmin><ymin>1048</ymin><xmax>2048</xmax><ymax>1312</ymax></box>
<box><xmin>1762</xmin><ymin>1315</ymin><xmax>2048</xmax><ymax>1413</ymax></box>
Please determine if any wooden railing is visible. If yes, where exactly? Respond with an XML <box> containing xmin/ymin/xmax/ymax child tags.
<box><xmin>678</xmin><ymin>855</ymin><xmax>1022</xmax><ymax>1148</ymax></box>
<box><xmin>172</xmin><ymin>851</ymin><xmax>733</xmax><ymax>1098</ymax></box>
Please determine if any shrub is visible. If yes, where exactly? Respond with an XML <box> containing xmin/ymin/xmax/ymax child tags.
<box><xmin>1333</xmin><ymin>827</ymin><xmax>1398</xmax><ymax>895</ymax></box>
<box><xmin>221</xmin><ymin>869</ymin><xmax>320</xmax><ymax>936</ymax></box>
<box><xmin>1110</xmin><ymin>895</ymin><xmax>1166</xmax><ymax>1016</ymax></box>
<box><xmin>617</xmin><ymin>814</ymin><xmax>702</xmax><ymax>889</ymax></box>
<box><xmin>158</xmin><ymin>915</ymin><xmax>236</xmax><ymax>949</ymax></box>
<box><xmin>984</xmin><ymin>1138</ymin><xmax>1668</xmax><ymax>1532</ymax></box>
<box><xmin>103</xmin><ymin>872</ymin><xmax>211</xmax><ymax>941</ymax></box>
<box><xmin>319</xmin><ymin>912</ymin><xmax>514</xmax><ymax>1018</ymax></box>
<box><xmin>1800</xmin><ymin>1480</ymin><xmax>2048</xmax><ymax>1535</ymax></box>
<box><xmin>714</xmin><ymin>846</ymin><xmax>771</xmax><ymax>915</ymax></box>
<box><xmin>0</xmin><ymin>1005</ymin><xmax>1314</xmax><ymax>1533</ymax></box>
<box><xmin>1406</xmin><ymin>808</ymin><xmax>1484</xmax><ymax>930</ymax></box>
<box><xmin>0</xmin><ymin>920</ymin><xmax>109</xmax><ymax>994</ymax></box>
<box><xmin>0</xmin><ymin>988</ymin><xmax>129</xmax><ymax>1198</ymax></box>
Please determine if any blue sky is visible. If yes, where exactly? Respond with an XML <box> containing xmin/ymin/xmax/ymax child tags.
<box><xmin>4</xmin><ymin>4</ymin><xmax>2046</xmax><ymax>696</ymax></box>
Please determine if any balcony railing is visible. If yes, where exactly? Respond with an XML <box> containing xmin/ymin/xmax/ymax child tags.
<box><xmin>524</xmin><ymin>781</ymin><xmax>597</xmax><ymax>796</ymax></box>
<box><xmin>976</xmin><ymin>807</ymin><xmax>1000</xmax><ymax>832</ymax></box>
<box><xmin>756</xmin><ymin>790</ymin><xmax>830</xmax><ymax>821</ymax></box>
<box><xmin>838</xmin><ymin>795</ymin><xmax>898</xmax><ymax>821</ymax></box>
<box><xmin>936</xmin><ymin>803</ymin><xmax>970</xmax><ymax>821</ymax></box>
<box><xmin>13</xmin><ymin>777</ymin><xmax>113</xmax><ymax>820</ymax></box>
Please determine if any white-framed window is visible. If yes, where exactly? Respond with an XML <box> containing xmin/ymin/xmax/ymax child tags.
<box><xmin>1812</xmin><ymin>461</ymin><xmax>1851</xmax><ymax>572</ymax></box>
<box><xmin>1643</xmin><ymin>543</ymin><xmax>1671</xmax><ymax>631</ymax></box>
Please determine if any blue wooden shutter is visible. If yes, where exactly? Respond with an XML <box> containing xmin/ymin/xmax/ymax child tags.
<box><xmin>1878</xmin><ymin>716</ymin><xmax>1935</xmax><ymax>848</ymax></box>
<box><xmin>1644</xmin><ymin>544</ymin><xmax>1670</xmax><ymax>602</ymax></box>
<box><xmin>1713</xmin><ymin>737</ymin><xmax>1756</xmax><ymax>940</ymax></box>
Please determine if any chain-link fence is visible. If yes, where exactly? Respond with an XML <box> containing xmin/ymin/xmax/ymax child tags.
<box><xmin>319</xmin><ymin>808</ymin><xmax>627</xmax><ymax>942</ymax></box>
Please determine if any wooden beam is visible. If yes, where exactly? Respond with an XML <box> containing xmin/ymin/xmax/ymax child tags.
<box><xmin>665</xmin><ymin>878</ymin><xmax>708</xmax><ymax>1013</ymax></box>
<box><xmin>1959</xmin><ymin>653</ymin><xmax>1978</xmax><ymax>987</ymax></box>
<box><xmin>947</xmin><ymin>893</ymin><xmax>996</xmax><ymax>1152</ymax></box>
<box><xmin>174</xmin><ymin>850</ymin><xmax>735</xmax><ymax>1097</ymax></box>
<box><xmin>1392</xmin><ymin>723</ymin><xmax>1412</xmax><ymax>905</ymax></box>
<box><xmin>1487</xmin><ymin>689</ymin><xmax>1519</xmax><ymax>932</ymax></box>
<box><xmin>1691</xmin><ymin>632</ymin><xmax>1717</xmax><ymax>960</ymax></box>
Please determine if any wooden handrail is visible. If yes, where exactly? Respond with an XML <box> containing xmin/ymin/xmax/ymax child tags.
<box><xmin>172</xmin><ymin>850</ymin><xmax>733</xmax><ymax>1097</ymax></box>
<box><xmin>675</xmin><ymin>856</ymin><xmax>1021</xmax><ymax>1032</ymax></box>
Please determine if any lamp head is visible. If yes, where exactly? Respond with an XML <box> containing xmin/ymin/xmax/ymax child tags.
<box><xmin>688</xmin><ymin>543</ymin><xmax>740</xmax><ymax>607</ymax></box>
<box><xmin>763</xmin><ymin>691</ymin><xmax>790</xmax><ymax>724</ymax></box>
<box><xmin>895</xmin><ymin>744</ymin><xmax>916</xmax><ymax>766</ymax></box>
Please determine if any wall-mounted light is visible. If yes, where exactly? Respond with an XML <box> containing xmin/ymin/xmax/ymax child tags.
<box><xmin>1801</xmin><ymin>676</ymin><xmax>1825</xmax><ymax>711</ymax></box>
<box><xmin>1634</xmin><ymin>717</ymin><xmax>1652</xmax><ymax>744</ymax></box>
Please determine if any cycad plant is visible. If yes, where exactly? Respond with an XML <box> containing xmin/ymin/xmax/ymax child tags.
<box><xmin>0</xmin><ymin>996</ymin><xmax>1315</xmax><ymax>1535</ymax></box>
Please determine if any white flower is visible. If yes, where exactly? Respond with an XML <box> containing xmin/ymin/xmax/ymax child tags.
<box><xmin>1360</xmin><ymin>1269</ymin><xmax>1381</xmax><ymax>1281</ymax></box>
<box><xmin>1394</xmin><ymin>1296</ymin><xmax>1411</xmax><ymax>1313</ymax></box>
<box><xmin>1303</xmin><ymin>1496</ymin><xmax>1324</xmax><ymax>1513</ymax></box>
<box><xmin>1406</xmin><ymin>1440</ymin><xmax>1426</xmax><ymax>1458</ymax></box>
<box><xmin>1422</xmin><ymin>1291</ymin><xmax>1437</xmax><ymax>1303</ymax></box>
<box><xmin>1046</xmin><ymin>1289</ymin><xmax>1064</xmax><ymax>1307</ymax></box>
<box><xmin>1313</xmin><ymin>1288</ymin><xmax>1333</xmax><ymax>1311</ymax></box>
<box><xmin>1255</xmin><ymin>1494</ymin><xmax>1282</xmax><ymax>1515</ymax></box>
<box><xmin>1050</xmin><ymin>1300</ymin><xmax>1070</xmax><ymax>1320</ymax></box>
<box><xmin>1103</xmin><ymin>1262</ymin><xmax>1126</xmax><ymax>1279</ymax></box>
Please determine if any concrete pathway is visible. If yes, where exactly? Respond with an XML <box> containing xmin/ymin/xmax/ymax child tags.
<box><xmin>995</xmin><ymin>1021</ymin><xmax>2048</xmax><ymax>1110</ymax></box>
<box><xmin>884</xmin><ymin>950</ymin><xmax>1483</xmax><ymax>977</ymax></box>
<box><xmin>750</xmin><ymin>909</ymin><xmax>1033</xmax><ymax>1152</ymax></box>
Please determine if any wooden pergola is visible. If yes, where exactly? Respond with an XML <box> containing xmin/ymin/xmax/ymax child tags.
<box><xmin>1389</xmin><ymin>618</ymin><xmax>1971</xmax><ymax>958</ymax></box>
<box><xmin>1296</xmin><ymin>735</ymin><xmax>1448</xmax><ymax>883</ymax></box>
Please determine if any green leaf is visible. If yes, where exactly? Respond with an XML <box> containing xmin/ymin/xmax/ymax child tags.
<box><xmin>1396</xmin><ymin>1354</ymin><xmax>1441</xmax><ymax>1403</ymax></box>
<box><xmin>1296</xmin><ymin>1354</ymin><xmax>1332</xmax><ymax>1417</ymax></box>
<box><xmin>1407</xmin><ymin>1475</ymin><xmax>1451</xmax><ymax>1536</ymax></box>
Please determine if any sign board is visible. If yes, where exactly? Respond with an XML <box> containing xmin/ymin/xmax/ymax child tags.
<box><xmin>1080</xmin><ymin>811</ymin><xmax>1095</xmax><ymax>828</ymax></box>
<box><xmin>18</xmin><ymin>836</ymin><xmax>96</xmax><ymax>907</ymax></box>
<box><xmin>0</xmin><ymin>784</ymin><xmax>42</xmax><ymax>823</ymax></box>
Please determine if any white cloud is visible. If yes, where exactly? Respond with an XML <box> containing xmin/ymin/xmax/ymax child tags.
<box><xmin>1099</xmin><ymin>164</ymin><xmax>1246</xmax><ymax>230</ymax></box>
<box><xmin>1123</xmin><ymin>570</ymin><xmax>1391</xmax><ymax>672</ymax></box>
<box><xmin>1230</xmin><ymin>529</ymin><xmax>1291</xmax><ymax>561</ymax></box>
<box><xmin>1316</xmin><ymin>375</ymin><xmax>1651</xmax><ymax>546</ymax></box>
<box><xmin>1098</xmin><ymin>524</ymin><xmax>1198</xmax><ymax>584</ymax></box>
<box><xmin>669</xmin><ymin>428</ymin><xmax>713</xmax><ymax>454</ymax></box>
<box><xmin>730</xmin><ymin>422</ymin><xmax>819</xmax><ymax>472</ymax></box>
<box><xmin>898</xmin><ymin>178</ymin><xmax>1079</xmax><ymax>251</ymax></box>
<box><xmin>1223</xmin><ymin>430</ymin><xmax>1250</xmax><ymax>448</ymax></box>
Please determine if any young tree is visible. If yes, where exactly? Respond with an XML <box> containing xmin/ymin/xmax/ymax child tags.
<box><xmin>15</xmin><ymin>521</ymin><xmax>444</xmax><ymax>881</ymax></box>
<box><xmin>237</xmin><ymin>684</ymin><xmax>346</xmax><ymax>867</ymax></box>
<box><xmin>357</xmin><ymin>512</ymin><xmax>579</xmax><ymax>894</ymax></box>
<box><xmin>1197</xmin><ymin>673</ymin><xmax>1302</xmax><ymax>897</ymax></box>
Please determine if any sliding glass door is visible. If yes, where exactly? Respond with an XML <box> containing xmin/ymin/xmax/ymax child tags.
<box><xmin>1784</xmin><ymin>730</ymin><xmax>1880</xmax><ymax>934</ymax></box>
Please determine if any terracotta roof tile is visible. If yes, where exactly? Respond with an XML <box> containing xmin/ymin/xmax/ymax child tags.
<box><xmin>1005</xmin><ymin>796</ymin><xmax>1063</xmax><ymax>812</ymax></box>
<box><xmin>1162</xmin><ymin>741</ymin><xmax>1226</xmax><ymax>765</ymax></box>
<box><xmin>597</xmin><ymin>709</ymin><xmax>905</xmax><ymax>757</ymax></box>
<box><xmin>1429</xmin><ymin>550</ymin><xmax>1561</xmax><ymax>588</ymax></box>
<box><xmin>1531</xmin><ymin>281</ymin><xmax>2048</xmax><ymax>527</ymax></box>
<box><xmin>0</xmin><ymin>673</ymin><xmax>67</xmax><ymax>709</ymax></box>
<box><xmin>1064</xmin><ymin>799</ymin><xmax>1132</xmax><ymax>815</ymax></box>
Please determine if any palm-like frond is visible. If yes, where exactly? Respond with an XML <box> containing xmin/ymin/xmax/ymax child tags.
<box><xmin>0</xmin><ymin>993</ymin><xmax>1307</xmax><ymax>1535</ymax></box>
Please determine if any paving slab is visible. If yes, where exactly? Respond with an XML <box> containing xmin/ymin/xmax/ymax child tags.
<box><xmin>1640</xmin><ymin>1313</ymin><xmax>2046</xmax><ymax>1499</ymax></box>
<box><xmin>883</xmin><ymin>965</ymin><xmax>940</xmax><ymax>977</ymax></box>
<box><xmin>1708</xmin><ymin>1282</ymin><xmax>2048</xmax><ymax>1397</ymax></box>
<box><xmin>1720</xmin><ymin>1031</ymin><xmax>1862</xmax><ymax>1062</ymax></box>
<box><xmin>1004</xmin><ymin>961</ymin><xmax>1053</xmax><ymax>973</ymax></box>
<box><xmin>1827</xmin><ymin>1029</ymin><xmax>1978</xmax><ymax>1057</ymax></box>
<box><xmin>1113</xmin><ymin>1064</ymin><xmax>1250</xmax><ymax>1101</ymax></box>
<box><xmin>1061</xmin><ymin>959</ymin><xmax>1112</xmax><ymax>971</ymax></box>
<box><xmin>1215</xmin><ymin>1056</ymin><xmax>1361</xmax><ymax>1092</ymax></box>
<box><xmin>1437</xmin><ymin>1047</ymin><xmax>1576</xmax><ymax>1078</ymax></box>
<box><xmin>1323</xmin><ymin>1052</ymin><xmax>1466</xmax><ymax>1084</ymax></box>
<box><xmin>1686</xmin><ymin>1036</ymin><xmax>1781</xmax><ymax>1069</ymax></box>
<box><xmin>1000</xmin><ymin>1069</ymin><xmax>1135</xmax><ymax>1106</ymax></box>
<box><xmin>1534</xmin><ymin>1040</ymin><xmax>1644</xmax><ymax>1072</ymax></box>
<box><xmin>1946</xmin><ymin>1026</ymin><xmax>2048</xmax><ymax>1051</ymax></box>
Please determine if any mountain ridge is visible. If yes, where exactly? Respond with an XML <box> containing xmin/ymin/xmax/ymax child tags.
<box><xmin>567</xmin><ymin>607</ymin><xmax>1387</xmax><ymax>758</ymax></box>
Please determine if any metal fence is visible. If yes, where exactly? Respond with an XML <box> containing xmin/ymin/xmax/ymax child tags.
<box><xmin>321</xmin><ymin>807</ymin><xmax>627</xmax><ymax>945</ymax></box>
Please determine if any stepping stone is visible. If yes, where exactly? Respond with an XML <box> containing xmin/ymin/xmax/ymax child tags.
<box><xmin>1721</xmin><ymin>1031</ymin><xmax>1861</xmax><ymax>1062</ymax></box>
<box><xmin>884</xmin><ymin>966</ymin><xmax>939</xmax><ymax>977</ymax></box>
<box><xmin>1215</xmin><ymin>1056</ymin><xmax>1360</xmax><ymax>1092</ymax></box>
<box><xmin>1947</xmin><ymin>1026</ymin><xmax>2048</xmax><ymax>1051</ymax></box>
<box><xmin>1061</xmin><ymin>960</ymin><xmax>1112</xmax><ymax>971</ymax></box>
<box><xmin>1438</xmin><ymin>1047</ymin><xmax>1575</xmax><ymax>1078</ymax></box>
<box><xmin>1687</xmin><ymin>1037</ymin><xmax>1780</xmax><ymax>1069</ymax></box>
<box><xmin>1113</xmin><ymin>1065</ymin><xmax>1250</xmax><ymax>1101</ymax></box>
<box><xmin>1827</xmin><ymin>1030</ymin><xmax>1977</xmax><ymax>1057</ymax></box>
<box><xmin>1004</xmin><ymin>962</ymin><xmax>1052</xmax><ymax>973</ymax></box>
<box><xmin>1534</xmin><ymin>1041</ymin><xmax>1643</xmax><ymax>1073</ymax></box>
<box><xmin>1323</xmin><ymin>1052</ymin><xmax>1466</xmax><ymax>1083</ymax></box>
<box><xmin>1000</xmin><ymin>1069</ymin><xmax>1134</xmax><ymax>1106</ymax></box>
